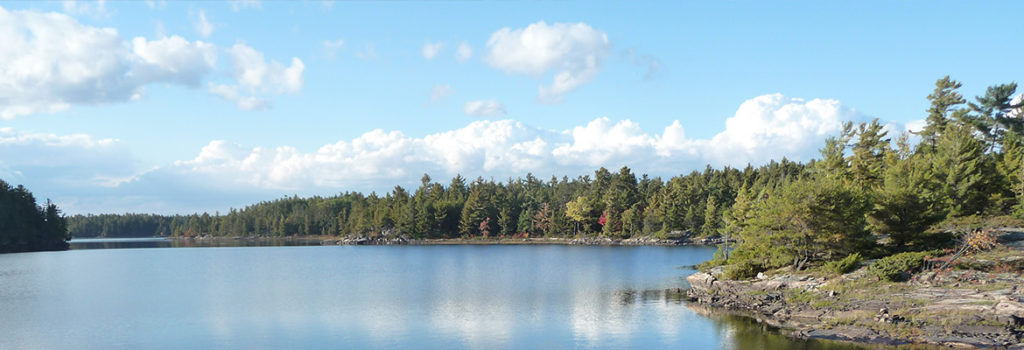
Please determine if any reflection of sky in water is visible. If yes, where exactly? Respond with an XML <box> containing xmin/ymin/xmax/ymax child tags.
<box><xmin>0</xmin><ymin>245</ymin><xmax>863</xmax><ymax>349</ymax></box>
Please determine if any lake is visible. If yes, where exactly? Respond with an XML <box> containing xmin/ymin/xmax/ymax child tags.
<box><xmin>0</xmin><ymin>241</ymin><xmax>867</xmax><ymax>349</ymax></box>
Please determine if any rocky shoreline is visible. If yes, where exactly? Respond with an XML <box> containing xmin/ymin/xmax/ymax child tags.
<box><xmin>686</xmin><ymin>247</ymin><xmax>1024</xmax><ymax>348</ymax></box>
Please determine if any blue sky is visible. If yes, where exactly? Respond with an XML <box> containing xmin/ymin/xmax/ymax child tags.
<box><xmin>1</xmin><ymin>0</ymin><xmax>1022</xmax><ymax>214</ymax></box>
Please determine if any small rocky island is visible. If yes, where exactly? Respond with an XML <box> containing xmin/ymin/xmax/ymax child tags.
<box><xmin>687</xmin><ymin>229</ymin><xmax>1024</xmax><ymax>349</ymax></box>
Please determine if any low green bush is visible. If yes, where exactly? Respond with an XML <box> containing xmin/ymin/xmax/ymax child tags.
<box><xmin>867</xmin><ymin>251</ymin><xmax>932</xmax><ymax>282</ymax></box>
<box><xmin>722</xmin><ymin>259</ymin><xmax>764</xmax><ymax>280</ymax></box>
<box><xmin>823</xmin><ymin>252</ymin><xmax>862</xmax><ymax>275</ymax></box>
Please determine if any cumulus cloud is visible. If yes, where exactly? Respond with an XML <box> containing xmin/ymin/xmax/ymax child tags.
<box><xmin>205</xmin><ymin>43</ymin><xmax>303</xmax><ymax>110</ymax></box>
<box><xmin>1009</xmin><ymin>94</ymin><xmax>1024</xmax><ymax>119</ymax></box>
<box><xmin>193</xmin><ymin>9</ymin><xmax>214</xmax><ymax>37</ymax></box>
<box><xmin>208</xmin><ymin>84</ymin><xmax>269</xmax><ymax>111</ymax></box>
<box><xmin>9</xmin><ymin>94</ymin><xmax>873</xmax><ymax>214</ymax></box>
<box><xmin>486</xmin><ymin>21</ymin><xmax>611</xmax><ymax>103</ymax></box>
<box><xmin>456</xmin><ymin>41</ymin><xmax>473</xmax><ymax>61</ymax></box>
<box><xmin>694</xmin><ymin>94</ymin><xmax>852</xmax><ymax>165</ymax></box>
<box><xmin>463</xmin><ymin>99</ymin><xmax>507</xmax><ymax>117</ymax></box>
<box><xmin>904</xmin><ymin>119</ymin><xmax>927</xmax><ymax>134</ymax></box>
<box><xmin>228</xmin><ymin>43</ymin><xmax>304</xmax><ymax>94</ymax></box>
<box><xmin>430</xmin><ymin>84</ymin><xmax>453</xmax><ymax>101</ymax></box>
<box><xmin>0</xmin><ymin>6</ymin><xmax>299</xmax><ymax>118</ymax></box>
<box><xmin>169</xmin><ymin>93</ymin><xmax>856</xmax><ymax>193</ymax></box>
<box><xmin>132</xmin><ymin>36</ymin><xmax>218</xmax><ymax>86</ymax></box>
<box><xmin>422</xmin><ymin>41</ymin><xmax>443</xmax><ymax>59</ymax></box>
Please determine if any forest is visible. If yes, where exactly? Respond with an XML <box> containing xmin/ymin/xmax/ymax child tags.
<box><xmin>68</xmin><ymin>161</ymin><xmax>803</xmax><ymax>240</ymax></box>
<box><xmin>69</xmin><ymin>76</ymin><xmax>1024</xmax><ymax>275</ymax></box>
<box><xmin>0</xmin><ymin>180</ymin><xmax>70</xmax><ymax>253</ymax></box>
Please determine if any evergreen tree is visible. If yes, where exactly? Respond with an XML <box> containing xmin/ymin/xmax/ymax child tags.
<box><xmin>919</xmin><ymin>76</ymin><xmax>966</xmax><ymax>151</ymax></box>
<box><xmin>734</xmin><ymin>177</ymin><xmax>872</xmax><ymax>270</ymax></box>
<box><xmin>968</xmin><ymin>82</ymin><xmax>1020</xmax><ymax>152</ymax></box>
<box><xmin>932</xmin><ymin>123</ymin><xmax>990</xmax><ymax>217</ymax></box>
<box><xmin>0</xmin><ymin>180</ymin><xmax>70</xmax><ymax>253</ymax></box>
<box><xmin>868</xmin><ymin>135</ymin><xmax>945</xmax><ymax>249</ymax></box>
<box><xmin>998</xmin><ymin>132</ymin><xmax>1024</xmax><ymax>216</ymax></box>
<box><xmin>848</xmin><ymin>119</ymin><xmax>891</xmax><ymax>188</ymax></box>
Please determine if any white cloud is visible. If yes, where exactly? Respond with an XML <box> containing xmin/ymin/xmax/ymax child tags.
<box><xmin>463</xmin><ymin>99</ymin><xmax>507</xmax><ymax>117</ymax></box>
<box><xmin>7</xmin><ymin>94</ymin><xmax>878</xmax><ymax>214</ymax></box>
<box><xmin>904</xmin><ymin>119</ymin><xmax>927</xmax><ymax>133</ymax></box>
<box><xmin>208</xmin><ymin>84</ymin><xmax>269</xmax><ymax>111</ymax></box>
<box><xmin>456</xmin><ymin>41</ymin><xmax>473</xmax><ymax>62</ymax></box>
<box><xmin>486</xmin><ymin>21</ymin><xmax>611</xmax><ymax>103</ymax></box>
<box><xmin>1009</xmin><ymin>94</ymin><xmax>1023</xmax><ymax>119</ymax></box>
<box><xmin>170</xmin><ymin>94</ymin><xmax>853</xmax><ymax>193</ymax></box>
<box><xmin>62</xmin><ymin>0</ymin><xmax>109</xmax><ymax>18</ymax></box>
<box><xmin>422</xmin><ymin>41</ymin><xmax>443</xmax><ymax>60</ymax></box>
<box><xmin>227</xmin><ymin>43</ymin><xmax>304</xmax><ymax>94</ymax></box>
<box><xmin>430</xmin><ymin>85</ymin><xmax>453</xmax><ymax>101</ymax></box>
<box><xmin>194</xmin><ymin>9</ymin><xmax>214</xmax><ymax>38</ymax></box>
<box><xmin>229</xmin><ymin>0</ymin><xmax>261</xmax><ymax>11</ymax></box>
<box><xmin>132</xmin><ymin>36</ymin><xmax>218</xmax><ymax>86</ymax></box>
<box><xmin>206</xmin><ymin>43</ymin><xmax>304</xmax><ymax>110</ymax></box>
<box><xmin>0</xmin><ymin>7</ymin><xmax>296</xmax><ymax>117</ymax></box>
<box><xmin>688</xmin><ymin>94</ymin><xmax>853</xmax><ymax>166</ymax></box>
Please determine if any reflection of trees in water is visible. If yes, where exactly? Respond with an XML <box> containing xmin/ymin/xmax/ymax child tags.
<box><xmin>689</xmin><ymin>305</ymin><xmax>933</xmax><ymax>350</ymax></box>
<box><xmin>70</xmin><ymin>238</ymin><xmax>324</xmax><ymax>250</ymax></box>
<box><xmin>613</xmin><ymin>288</ymin><xmax>688</xmax><ymax>306</ymax></box>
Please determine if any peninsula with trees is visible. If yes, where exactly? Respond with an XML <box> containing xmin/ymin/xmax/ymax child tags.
<box><xmin>0</xmin><ymin>180</ymin><xmax>69</xmax><ymax>253</ymax></box>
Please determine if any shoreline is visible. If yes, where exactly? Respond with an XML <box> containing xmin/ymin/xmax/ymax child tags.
<box><xmin>686</xmin><ymin>270</ymin><xmax>1024</xmax><ymax>349</ymax></box>
<box><xmin>684</xmin><ymin>232</ymin><xmax>1024</xmax><ymax>349</ymax></box>
<box><xmin>154</xmin><ymin>234</ymin><xmax>728</xmax><ymax>247</ymax></box>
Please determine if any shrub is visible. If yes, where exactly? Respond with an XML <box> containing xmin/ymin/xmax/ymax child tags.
<box><xmin>722</xmin><ymin>259</ymin><xmax>764</xmax><ymax>280</ymax></box>
<box><xmin>696</xmin><ymin>245</ymin><xmax>729</xmax><ymax>271</ymax></box>
<box><xmin>823</xmin><ymin>253</ymin><xmax>862</xmax><ymax>275</ymax></box>
<box><xmin>867</xmin><ymin>251</ymin><xmax>932</xmax><ymax>282</ymax></box>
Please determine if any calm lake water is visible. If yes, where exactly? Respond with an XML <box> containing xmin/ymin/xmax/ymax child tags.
<box><xmin>0</xmin><ymin>241</ymin><xmax>869</xmax><ymax>349</ymax></box>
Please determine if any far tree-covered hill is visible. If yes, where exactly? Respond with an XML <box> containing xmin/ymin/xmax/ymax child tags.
<box><xmin>0</xmin><ymin>180</ymin><xmax>69</xmax><ymax>253</ymax></box>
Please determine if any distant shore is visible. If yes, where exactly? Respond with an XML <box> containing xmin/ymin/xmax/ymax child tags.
<box><xmin>156</xmin><ymin>234</ymin><xmax>728</xmax><ymax>247</ymax></box>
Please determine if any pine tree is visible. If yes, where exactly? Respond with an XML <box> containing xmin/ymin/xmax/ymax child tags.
<box><xmin>700</xmin><ymin>196</ymin><xmax>720</xmax><ymax>236</ymax></box>
<box><xmin>998</xmin><ymin>132</ymin><xmax>1024</xmax><ymax>216</ymax></box>
<box><xmin>868</xmin><ymin>135</ymin><xmax>945</xmax><ymax>249</ymax></box>
<box><xmin>848</xmin><ymin>119</ymin><xmax>890</xmax><ymax>188</ymax></box>
<box><xmin>919</xmin><ymin>76</ymin><xmax>965</xmax><ymax>151</ymax></box>
<box><xmin>968</xmin><ymin>83</ymin><xmax>1019</xmax><ymax>152</ymax></box>
<box><xmin>933</xmin><ymin>123</ymin><xmax>989</xmax><ymax>217</ymax></box>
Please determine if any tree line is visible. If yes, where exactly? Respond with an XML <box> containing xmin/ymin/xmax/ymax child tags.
<box><xmin>68</xmin><ymin>161</ymin><xmax>804</xmax><ymax>240</ymax></box>
<box><xmin>0</xmin><ymin>179</ymin><xmax>69</xmax><ymax>253</ymax></box>
<box><xmin>69</xmin><ymin>76</ymin><xmax>1024</xmax><ymax>274</ymax></box>
<box><xmin>716</xmin><ymin>76</ymin><xmax>1024</xmax><ymax>278</ymax></box>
